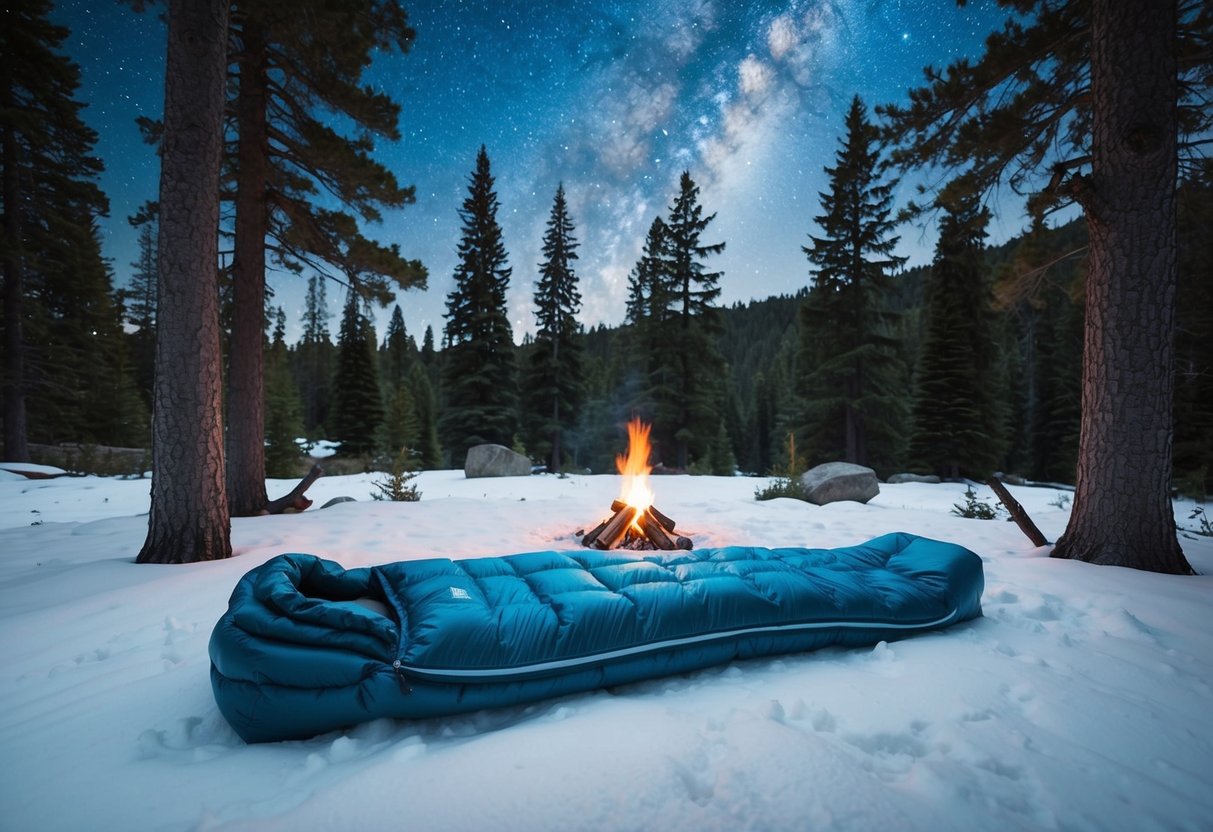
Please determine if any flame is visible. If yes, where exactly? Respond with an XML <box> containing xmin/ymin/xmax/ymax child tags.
<box><xmin>616</xmin><ymin>418</ymin><xmax>654</xmax><ymax>520</ymax></box>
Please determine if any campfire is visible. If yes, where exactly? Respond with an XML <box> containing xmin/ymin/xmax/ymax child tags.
<box><xmin>579</xmin><ymin>419</ymin><xmax>693</xmax><ymax>551</ymax></box>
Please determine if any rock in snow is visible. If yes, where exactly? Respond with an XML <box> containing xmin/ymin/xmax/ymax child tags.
<box><xmin>799</xmin><ymin>461</ymin><xmax>880</xmax><ymax>505</ymax></box>
<box><xmin>887</xmin><ymin>472</ymin><xmax>942</xmax><ymax>484</ymax></box>
<box><xmin>464</xmin><ymin>444</ymin><xmax>532</xmax><ymax>478</ymax></box>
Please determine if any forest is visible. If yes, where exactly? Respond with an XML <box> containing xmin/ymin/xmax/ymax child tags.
<box><xmin>1</xmin><ymin>0</ymin><xmax>1209</xmax><ymax>572</ymax></box>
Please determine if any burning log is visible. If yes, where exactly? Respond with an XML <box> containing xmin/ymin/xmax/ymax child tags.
<box><xmin>580</xmin><ymin>418</ymin><xmax>694</xmax><ymax>551</ymax></box>
<box><xmin>591</xmin><ymin>505</ymin><xmax>639</xmax><ymax>550</ymax></box>
<box><xmin>611</xmin><ymin>500</ymin><xmax>675</xmax><ymax>533</ymax></box>
<box><xmin>638</xmin><ymin>508</ymin><xmax>675</xmax><ymax>549</ymax></box>
<box><xmin>584</xmin><ymin>503</ymin><xmax>690</xmax><ymax>551</ymax></box>
<box><xmin>580</xmin><ymin>519</ymin><xmax>609</xmax><ymax>548</ymax></box>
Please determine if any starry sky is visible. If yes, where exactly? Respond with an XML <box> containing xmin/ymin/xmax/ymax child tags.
<box><xmin>52</xmin><ymin>0</ymin><xmax>1017</xmax><ymax>345</ymax></box>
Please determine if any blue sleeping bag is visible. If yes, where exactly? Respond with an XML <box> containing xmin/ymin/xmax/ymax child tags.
<box><xmin>210</xmin><ymin>532</ymin><xmax>984</xmax><ymax>742</ymax></box>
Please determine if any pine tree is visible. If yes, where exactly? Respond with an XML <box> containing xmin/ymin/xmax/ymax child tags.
<box><xmin>408</xmin><ymin>362</ymin><xmax>442</xmax><ymax>468</ymax></box>
<box><xmin>1173</xmin><ymin>160</ymin><xmax>1213</xmax><ymax>496</ymax></box>
<box><xmin>329</xmin><ymin>288</ymin><xmax>384</xmax><ymax>457</ymax></box>
<box><xmin>798</xmin><ymin>96</ymin><xmax>907</xmax><ymax>473</ymax></box>
<box><xmin>265</xmin><ymin>308</ymin><xmax>304</xmax><ymax>477</ymax></box>
<box><xmin>223</xmin><ymin>0</ymin><xmax>427</xmax><ymax>515</ymax></box>
<box><xmin>295</xmin><ymin>275</ymin><xmax>334</xmax><ymax>436</ymax></box>
<box><xmin>2</xmin><ymin>0</ymin><xmax>109</xmax><ymax>460</ymax></box>
<box><xmin>624</xmin><ymin>217</ymin><xmax>675</xmax><ymax>443</ymax></box>
<box><xmin>123</xmin><ymin>202</ymin><xmax>159</xmax><ymax>331</ymax></box>
<box><xmin>382</xmin><ymin>383</ymin><xmax>420</xmax><ymax>456</ymax></box>
<box><xmin>991</xmin><ymin>219</ymin><xmax>1087</xmax><ymax>482</ymax></box>
<box><xmin>1030</xmin><ymin>278</ymin><xmax>1083</xmax><ymax>483</ymax></box>
<box><xmin>883</xmin><ymin>0</ymin><xmax>1207</xmax><ymax>572</ymax></box>
<box><xmin>138</xmin><ymin>0</ymin><xmax>232</xmax><ymax>564</ymax></box>
<box><xmin>751</xmin><ymin>371</ymin><xmax>776</xmax><ymax>474</ymax></box>
<box><xmin>908</xmin><ymin>196</ymin><xmax>1001</xmax><ymax>478</ymax></box>
<box><xmin>122</xmin><ymin>203</ymin><xmax>158</xmax><ymax>407</ymax></box>
<box><xmin>440</xmin><ymin>146</ymin><xmax>517</xmax><ymax>465</ymax></box>
<box><xmin>53</xmin><ymin>217</ymin><xmax>148</xmax><ymax>448</ymax></box>
<box><xmin>421</xmin><ymin>325</ymin><xmax>436</xmax><ymax>363</ymax></box>
<box><xmin>523</xmin><ymin>184</ymin><xmax>584</xmax><ymax>471</ymax></box>
<box><xmin>660</xmin><ymin>171</ymin><xmax>728</xmax><ymax>470</ymax></box>
<box><xmin>381</xmin><ymin>304</ymin><xmax>417</xmax><ymax>391</ymax></box>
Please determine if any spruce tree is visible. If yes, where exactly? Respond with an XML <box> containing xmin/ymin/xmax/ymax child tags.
<box><xmin>381</xmin><ymin>304</ymin><xmax>417</xmax><ymax>391</ymax></box>
<box><xmin>440</xmin><ymin>146</ymin><xmax>517</xmax><ymax>465</ymax></box>
<box><xmin>329</xmin><ymin>289</ymin><xmax>385</xmax><ymax>457</ymax></box>
<box><xmin>421</xmin><ymin>325</ymin><xmax>436</xmax><ymax>363</ymax></box>
<box><xmin>908</xmin><ymin>196</ymin><xmax>1001</xmax><ymax>479</ymax></box>
<box><xmin>660</xmin><ymin>171</ymin><xmax>728</xmax><ymax>470</ymax></box>
<box><xmin>798</xmin><ymin>96</ymin><xmax>907</xmax><ymax>473</ymax></box>
<box><xmin>624</xmin><ymin>217</ymin><xmax>675</xmax><ymax>442</ymax></box>
<box><xmin>523</xmin><ymin>184</ymin><xmax>584</xmax><ymax>471</ymax></box>
<box><xmin>2</xmin><ymin>0</ymin><xmax>108</xmax><ymax>459</ymax></box>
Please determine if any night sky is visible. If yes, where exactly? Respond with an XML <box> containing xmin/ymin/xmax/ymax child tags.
<box><xmin>52</xmin><ymin>0</ymin><xmax>1015</xmax><ymax>344</ymax></box>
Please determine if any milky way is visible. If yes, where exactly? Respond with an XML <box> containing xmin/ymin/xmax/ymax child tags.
<box><xmin>53</xmin><ymin>0</ymin><xmax>1011</xmax><ymax>343</ymax></box>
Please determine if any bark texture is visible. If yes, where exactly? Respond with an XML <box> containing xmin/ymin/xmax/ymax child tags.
<box><xmin>1051</xmin><ymin>0</ymin><xmax>1194</xmax><ymax>574</ymax></box>
<box><xmin>138</xmin><ymin>0</ymin><xmax>232</xmax><ymax>564</ymax></box>
<box><xmin>226</xmin><ymin>20</ymin><xmax>270</xmax><ymax>516</ymax></box>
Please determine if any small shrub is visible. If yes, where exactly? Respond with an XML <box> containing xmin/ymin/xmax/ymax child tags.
<box><xmin>952</xmin><ymin>486</ymin><xmax>1001</xmax><ymax>520</ymax></box>
<box><xmin>755</xmin><ymin>433</ymin><xmax>810</xmax><ymax>502</ymax></box>
<box><xmin>1048</xmin><ymin>492</ymin><xmax>1072</xmax><ymax>510</ymax></box>
<box><xmin>371</xmin><ymin>448</ymin><xmax>422</xmax><ymax>502</ymax></box>
<box><xmin>755</xmin><ymin>477</ymin><xmax>810</xmax><ymax>501</ymax></box>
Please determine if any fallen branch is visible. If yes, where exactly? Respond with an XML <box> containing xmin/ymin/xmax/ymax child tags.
<box><xmin>986</xmin><ymin>477</ymin><xmax>1049</xmax><ymax>547</ymax></box>
<box><xmin>264</xmin><ymin>463</ymin><xmax>324</xmax><ymax>514</ymax></box>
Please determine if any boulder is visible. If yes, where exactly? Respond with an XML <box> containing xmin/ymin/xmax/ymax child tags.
<box><xmin>887</xmin><ymin>473</ymin><xmax>942</xmax><ymax>484</ymax></box>
<box><xmin>799</xmin><ymin>462</ymin><xmax>880</xmax><ymax>505</ymax></box>
<box><xmin>465</xmin><ymin>444</ymin><xmax>532</xmax><ymax>478</ymax></box>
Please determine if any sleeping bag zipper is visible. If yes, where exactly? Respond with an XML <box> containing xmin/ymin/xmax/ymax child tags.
<box><xmin>392</xmin><ymin>659</ymin><xmax>412</xmax><ymax>694</ymax></box>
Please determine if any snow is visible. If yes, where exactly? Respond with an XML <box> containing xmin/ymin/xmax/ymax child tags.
<box><xmin>296</xmin><ymin>438</ymin><xmax>338</xmax><ymax>459</ymax></box>
<box><xmin>0</xmin><ymin>461</ymin><xmax>68</xmax><ymax>477</ymax></box>
<box><xmin>0</xmin><ymin>468</ymin><xmax>1210</xmax><ymax>832</ymax></box>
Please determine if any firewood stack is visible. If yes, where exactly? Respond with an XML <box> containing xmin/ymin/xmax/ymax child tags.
<box><xmin>580</xmin><ymin>499</ymin><xmax>693</xmax><ymax>551</ymax></box>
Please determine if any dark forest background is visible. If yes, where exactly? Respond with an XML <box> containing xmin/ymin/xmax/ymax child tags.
<box><xmin>4</xmin><ymin>0</ymin><xmax>1211</xmax><ymax>501</ymax></box>
<box><xmin>11</xmin><ymin>197</ymin><xmax>1213</xmax><ymax>496</ymax></box>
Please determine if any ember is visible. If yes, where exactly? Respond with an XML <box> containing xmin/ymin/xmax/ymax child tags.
<box><xmin>579</xmin><ymin>419</ymin><xmax>693</xmax><ymax>551</ymax></box>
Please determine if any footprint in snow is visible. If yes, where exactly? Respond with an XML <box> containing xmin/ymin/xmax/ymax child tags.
<box><xmin>136</xmin><ymin>714</ymin><xmax>239</xmax><ymax>761</ymax></box>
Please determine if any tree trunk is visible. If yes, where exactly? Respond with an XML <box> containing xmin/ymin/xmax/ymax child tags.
<box><xmin>138</xmin><ymin>0</ymin><xmax>232</xmax><ymax>564</ymax></box>
<box><xmin>1051</xmin><ymin>0</ymin><xmax>1194</xmax><ymax>574</ymax></box>
<box><xmin>226</xmin><ymin>21</ymin><xmax>270</xmax><ymax>516</ymax></box>
<box><xmin>1</xmin><ymin>36</ymin><xmax>29</xmax><ymax>463</ymax></box>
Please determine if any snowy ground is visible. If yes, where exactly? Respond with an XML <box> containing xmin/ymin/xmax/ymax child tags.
<box><xmin>0</xmin><ymin>465</ymin><xmax>1210</xmax><ymax>832</ymax></box>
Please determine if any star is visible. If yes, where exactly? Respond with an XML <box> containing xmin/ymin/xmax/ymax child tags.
<box><xmin>51</xmin><ymin>0</ymin><xmax>1012</xmax><ymax>343</ymax></box>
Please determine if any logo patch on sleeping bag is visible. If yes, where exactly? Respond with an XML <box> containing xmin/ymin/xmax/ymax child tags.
<box><xmin>449</xmin><ymin>587</ymin><xmax>471</xmax><ymax>600</ymax></box>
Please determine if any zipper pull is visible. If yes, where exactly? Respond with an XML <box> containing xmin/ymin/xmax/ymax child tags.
<box><xmin>392</xmin><ymin>659</ymin><xmax>412</xmax><ymax>694</ymax></box>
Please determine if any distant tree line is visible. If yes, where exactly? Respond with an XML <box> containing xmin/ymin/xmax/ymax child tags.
<box><xmin>2</xmin><ymin>0</ymin><xmax>1209</xmax><ymax>573</ymax></box>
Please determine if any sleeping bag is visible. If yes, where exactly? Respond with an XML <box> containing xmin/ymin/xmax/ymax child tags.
<box><xmin>210</xmin><ymin>532</ymin><xmax>984</xmax><ymax>742</ymax></box>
